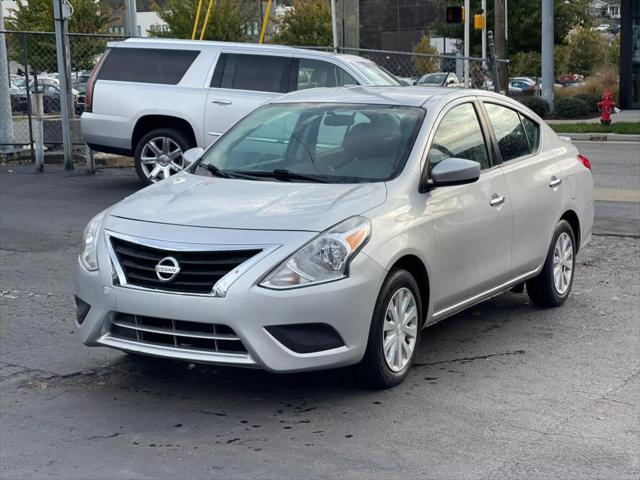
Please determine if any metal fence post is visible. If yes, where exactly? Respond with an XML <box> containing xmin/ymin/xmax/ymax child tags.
<box><xmin>31</xmin><ymin>93</ymin><xmax>44</xmax><ymax>172</ymax></box>
<box><xmin>0</xmin><ymin>16</ymin><xmax>15</xmax><ymax>153</ymax></box>
<box><xmin>53</xmin><ymin>0</ymin><xmax>73</xmax><ymax>170</ymax></box>
<box><xmin>22</xmin><ymin>34</ymin><xmax>35</xmax><ymax>163</ymax></box>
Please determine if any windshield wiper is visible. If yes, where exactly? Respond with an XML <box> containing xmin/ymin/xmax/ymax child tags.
<box><xmin>234</xmin><ymin>169</ymin><xmax>328</xmax><ymax>183</ymax></box>
<box><xmin>197</xmin><ymin>163</ymin><xmax>265</xmax><ymax>181</ymax></box>
<box><xmin>197</xmin><ymin>162</ymin><xmax>232</xmax><ymax>178</ymax></box>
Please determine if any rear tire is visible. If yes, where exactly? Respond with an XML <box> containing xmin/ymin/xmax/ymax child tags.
<box><xmin>357</xmin><ymin>269</ymin><xmax>423</xmax><ymax>389</ymax></box>
<box><xmin>526</xmin><ymin>220</ymin><xmax>576</xmax><ymax>307</ymax></box>
<box><xmin>134</xmin><ymin>128</ymin><xmax>194</xmax><ymax>186</ymax></box>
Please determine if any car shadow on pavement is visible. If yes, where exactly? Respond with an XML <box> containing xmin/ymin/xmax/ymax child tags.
<box><xmin>86</xmin><ymin>292</ymin><xmax>534</xmax><ymax>403</ymax></box>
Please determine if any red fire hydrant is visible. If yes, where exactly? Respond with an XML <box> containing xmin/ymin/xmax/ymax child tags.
<box><xmin>598</xmin><ymin>90</ymin><xmax>616</xmax><ymax>126</ymax></box>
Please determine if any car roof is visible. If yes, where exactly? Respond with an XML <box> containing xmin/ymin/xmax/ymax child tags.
<box><xmin>270</xmin><ymin>85</ymin><xmax>503</xmax><ymax>107</ymax></box>
<box><xmin>113</xmin><ymin>38</ymin><xmax>363</xmax><ymax>62</ymax></box>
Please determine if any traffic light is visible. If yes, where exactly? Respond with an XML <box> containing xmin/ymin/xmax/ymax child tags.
<box><xmin>446</xmin><ymin>6</ymin><xmax>464</xmax><ymax>24</ymax></box>
<box><xmin>474</xmin><ymin>11</ymin><xmax>486</xmax><ymax>30</ymax></box>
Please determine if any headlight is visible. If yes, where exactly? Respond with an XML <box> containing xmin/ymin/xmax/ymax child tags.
<box><xmin>79</xmin><ymin>209</ymin><xmax>109</xmax><ymax>271</ymax></box>
<box><xmin>260</xmin><ymin>216</ymin><xmax>371</xmax><ymax>289</ymax></box>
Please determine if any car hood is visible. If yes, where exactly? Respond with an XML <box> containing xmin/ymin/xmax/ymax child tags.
<box><xmin>110</xmin><ymin>173</ymin><xmax>387</xmax><ymax>232</ymax></box>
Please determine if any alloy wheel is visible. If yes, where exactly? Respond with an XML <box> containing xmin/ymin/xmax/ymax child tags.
<box><xmin>140</xmin><ymin>136</ymin><xmax>186</xmax><ymax>183</ymax></box>
<box><xmin>553</xmin><ymin>232</ymin><xmax>574</xmax><ymax>295</ymax></box>
<box><xmin>382</xmin><ymin>287</ymin><xmax>418</xmax><ymax>372</ymax></box>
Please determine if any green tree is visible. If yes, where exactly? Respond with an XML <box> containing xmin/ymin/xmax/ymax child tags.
<box><xmin>412</xmin><ymin>36</ymin><xmax>439</xmax><ymax>75</ymax></box>
<box><xmin>152</xmin><ymin>0</ymin><xmax>257</xmax><ymax>41</ymax></box>
<box><xmin>5</xmin><ymin>0</ymin><xmax>113</xmax><ymax>72</ymax></box>
<box><xmin>565</xmin><ymin>27</ymin><xmax>608</xmax><ymax>75</ymax></box>
<box><xmin>608</xmin><ymin>34</ymin><xmax>621</xmax><ymax>68</ymax></box>
<box><xmin>273</xmin><ymin>0</ymin><xmax>332</xmax><ymax>47</ymax></box>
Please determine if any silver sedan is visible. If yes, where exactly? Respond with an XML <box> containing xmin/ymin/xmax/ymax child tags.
<box><xmin>74</xmin><ymin>86</ymin><xmax>594</xmax><ymax>388</ymax></box>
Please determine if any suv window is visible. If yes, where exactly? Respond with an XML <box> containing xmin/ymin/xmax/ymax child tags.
<box><xmin>98</xmin><ymin>48</ymin><xmax>200</xmax><ymax>85</ymax></box>
<box><xmin>520</xmin><ymin>115</ymin><xmax>540</xmax><ymax>152</ymax></box>
<box><xmin>428</xmin><ymin>103</ymin><xmax>491</xmax><ymax>170</ymax></box>
<box><xmin>484</xmin><ymin>103</ymin><xmax>531</xmax><ymax>161</ymax></box>
<box><xmin>212</xmin><ymin>53</ymin><xmax>290</xmax><ymax>93</ymax></box>
<box><xmin>295</xmin><ymin>58</ymin><xmax>358</xmax><ymax>90</ymax></box>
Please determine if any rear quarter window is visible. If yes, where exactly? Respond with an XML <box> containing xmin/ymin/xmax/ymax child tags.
<box><xmin>98</xmin><ymin>48</ymin><xmax>200</xmax><ymax>85</ymax></box>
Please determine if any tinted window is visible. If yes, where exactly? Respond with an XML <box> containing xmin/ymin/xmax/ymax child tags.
<box><xmin>295</xmin><ymin>58</ymin><xmax>358</xmax><ymax>90</ymax></box>
<box><xmin>199</xmin><ymin>103</ymin><xmax>425</xmax><ymax>183</ymax></box>
<box><xmin>212</xmin><ymin>54</ymin><xmax>289</xmax><ymax>93</ymax></box>
<box><xmin>484</xmin><ymin>103</ymin><xmax>531</xmax><ymax>161</ymax></box>
<box><xmin>98</xmin><ymin>48</ymin><xmax>199</xmax><ymax>84</ymax></box>
<box><xmin>520</xmin><ymin>115</ymin><xmax>540</xmax><ymax>152</ymax></box>
<box><xmin>428</xmin><ymin>103</ymin><xmax>490</xmax><ymax>170</ymax></box>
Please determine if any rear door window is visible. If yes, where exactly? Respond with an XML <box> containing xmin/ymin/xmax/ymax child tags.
<box><xmin>294</xmin><ymin>58</ymin><xmax>358</xmax><ymax>90</ymax></box>
<box><xmin>98</xmin><ymin>48</ymin><xmax>200</xmax><ymax>85</ymax></box>
<box><xmin>484</xmin><ymin>103</ymin><xmax>532</xmax><ymax>161</ymax></box>
<box><xmin>211</xmin><ymin>53</ymin><xmax>291</xmax><ymax>93</ymax></box>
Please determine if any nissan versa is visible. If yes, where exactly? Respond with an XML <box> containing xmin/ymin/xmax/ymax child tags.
<box><xmin>74</xmin><ymin>86</ymin><xmax>594</xmax><ymax>388</ymax></box>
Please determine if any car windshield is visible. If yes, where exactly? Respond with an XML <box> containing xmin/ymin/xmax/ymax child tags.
<box><xmin>196</xmin><ymin>103</ymin><xmax>425</xmax><ymax>183</ymax></box>
<box><xmin>350</xmin><ymin>59</ymin><xmax>403</xmax><ymax>86</ymax></box>
<box><xmin>419</xmin><ymin>73</ymin><xmax>446</xmax><ymax>84</ymax></box>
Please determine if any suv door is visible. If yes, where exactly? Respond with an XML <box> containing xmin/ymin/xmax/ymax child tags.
<box><xmin>426</xmin><ymin>100</ymin><xmax>513</xmax><ymax>319</ymax></box>
<box><xmin>205</xmin><ymin>52</ymin><xmax>292</xmax><ymax>145</ymax></box>
<box><xmin>480</xmin><ymin>100</ymin><xmax>564</xmax><ymax>275</ymax></box>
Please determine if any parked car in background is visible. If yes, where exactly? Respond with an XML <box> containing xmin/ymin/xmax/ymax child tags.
<box><xmin>416</xmin><ymin>72</ymin><xmax>461</xmax><ymax>87</ymax></box>
<box><xmin>11</xmin><ymin>78</ymin><xmax>85</xmax><ymax>115</ymax></box>
<box><xmin>75</xmin><ymin>86</ymin><xmax>594</xmax><ymax>388</ymax></box>
<box><xmin>508</xmin><ymin>79</ymin><xmax>537</xmax><ymax>95</ymax></box>
<box><xmin>593</xmin><ymin>23</ymin><xmax>610</xmax><ymax>32</ymax></box>
<box><xmin>81</xmin><ymin>38</ymin><xmax>403</xmax><ymax>185</ymax></box>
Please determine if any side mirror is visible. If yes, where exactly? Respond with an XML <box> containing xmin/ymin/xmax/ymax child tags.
<box><xmin>183</xmin><ymin>147</ymin><xmax>205</xmax><ymax>165</ymax></box>
<box><xmin>430</xmin><ymin>157</ymin><xmax>481</xmax><ymax>187</ymax></box>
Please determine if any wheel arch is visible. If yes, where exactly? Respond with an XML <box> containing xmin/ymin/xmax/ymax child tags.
<box><xmin>389</xmin><ymin>254</ymin><xmax>430</xmax><ymax>326</ymax></box>
<box><xmin>560</xmin><ymin>209</ymin><xmax>581</xmax><ymax>251</ymax></box>
<box><xmin>132</xmin><ymin>115</ymin><xmax>197</xmax><ymax>151</ymax></box>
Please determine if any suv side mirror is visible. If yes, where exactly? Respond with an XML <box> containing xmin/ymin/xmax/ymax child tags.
<box><xmin>430</xmin><ymin>157</ymin><xmax>481</xmax><ymax>187</ymax></box>
<box><xmin>183</xmin><ymin>147</ymin><xmax>205</xmax><ymax>165</ymax></box>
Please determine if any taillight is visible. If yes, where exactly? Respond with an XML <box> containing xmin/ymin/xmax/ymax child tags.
<box><xmin>85</xmin><ymin>49</ymin><xmax>110</xmax><ymax>113</ymax></box>
<box><xmin>577</xmin><ymin>154</ymin><xmax>592</xmax><ymax>170</ymax></box>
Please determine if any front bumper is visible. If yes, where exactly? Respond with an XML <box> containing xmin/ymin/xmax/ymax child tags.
<box><xmin>74</xmin><ymin>225</ymin><xmax>386</xmax><ymax>373</ymax></box>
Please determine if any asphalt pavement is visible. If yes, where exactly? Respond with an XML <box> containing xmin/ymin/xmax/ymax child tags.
<box><xmin>1</xmin><ymin>141</ymin><xmax>638</xmax><ymax>479</ymax></box>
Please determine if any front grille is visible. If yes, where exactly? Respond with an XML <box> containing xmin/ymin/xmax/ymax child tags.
<box><xmin>110</xmin><ymin>313</ymin><xmax>248</xmax><ymax>355</ymax></box>
<box><xmin>110</xmin><ymin>236</ymin><xmax>261</xmax><ymax>294</ymax></box>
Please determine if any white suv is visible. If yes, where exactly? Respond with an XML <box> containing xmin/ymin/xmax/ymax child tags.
<box><xmin>81</xmin><ymin>38</ymin><xmax>401</xmax><ymax>184</ymax></box>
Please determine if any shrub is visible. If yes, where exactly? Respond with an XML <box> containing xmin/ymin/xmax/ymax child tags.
<box><xmin>573</xmin><ymin>93</ymin><xmax>600</xmax><ymax>112</ymax></box>
<box><xmin>518</xmin><ymin>96</ymin><xmax>550</xmax><ymax>117</ymax></box>
<box><xmin>412</xmin><ymin>36</ymin><xmax>440</xmax><ymax>76</ymax></box>
<box><xmin>555</xmin><ymin>97</ymin><xmax>589</xmax><ymax>119</ymax></box>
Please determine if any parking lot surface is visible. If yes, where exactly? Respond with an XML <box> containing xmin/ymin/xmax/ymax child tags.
<box><xmin>1</xmin><ymin>142</ymin><xmax>638</xmax><ymax>479</ymax></box>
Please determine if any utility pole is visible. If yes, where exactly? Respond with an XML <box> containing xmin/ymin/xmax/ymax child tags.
<box><xmin>330</xmin><ymin>0</ymin><xmax>338</xmax><ymax>52</ymax></box>
<box><xmin>541</xmin><ymin>0</ymin><xmax>554</xmax><ymax>111</ymax></box>
<box><xmin>0</xmin><ymin>12</ymin><xmax>15</xmax><ymax>153</ymax></box>
<box><xmin>481</xmin><ymin>0</ymin><xmax>486</xmax><ymax>66</ymax></box>
<box><xmin>125</xmin><ymin>0</ymin><xmax>138</xmax><ymax>37</ymax></box>
<box><xmin>463</xmin><ymin>0</ymin><xmax>470</xmax><ymax>87</ymax></box>
<box><xmin>53</xmin><ymin>0</ymin><xmax>73</xmax><ymax>169</ymax></box>
<box><xmin>494</xmin><ymin>0</ymin><xmax>508</xmax><ymax>92</ymax></box>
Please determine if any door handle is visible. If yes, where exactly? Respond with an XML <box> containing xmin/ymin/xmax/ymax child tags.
<box><xmin>489</xmin><ymin>193</ymin><xmax>506</xmax><ymax>207</ymax></box>
<box><xmin>210</xmin><ymin>99</ymin><xmax>232</xmax><ymax>105</ymax></box>
<box><xmin>549</xmin><ymin>176</ymin><xmax>562</xmax><ymax>188</ymax></box>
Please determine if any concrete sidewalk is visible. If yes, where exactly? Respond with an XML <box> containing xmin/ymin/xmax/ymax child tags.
<box><xmin>547</xmin><ymin>109</ymin><xmax>640</xmax><ymax>124</ymax></box>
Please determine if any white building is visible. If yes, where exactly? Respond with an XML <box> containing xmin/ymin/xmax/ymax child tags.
<box><xmin>608</xmin><ymin>0</ymin><xmax>621</xmax><ymax>19</ymax></box>
<box><xmin>1</xmin><ymin>1</ymin><xmax>18</xmax><ymax>19</ymax></box>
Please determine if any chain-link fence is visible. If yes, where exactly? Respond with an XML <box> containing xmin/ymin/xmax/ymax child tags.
<box><xmin>1</xmin><ymin>31</ymin><xmax>512</xmax><ymax>162</ymax></box>
<box><xmin>1</xmin><ymin>30</ymin><xmax>124</xmax><ymax>159</ymax></box>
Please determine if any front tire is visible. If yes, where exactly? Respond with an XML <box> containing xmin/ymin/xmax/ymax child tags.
<box><xmin>358</xmin><ymin>269</ymin><xmax>422</xmax><ymax>389</ymax></box>
<box><xmin>134</xmin><ymin>128</ymin><xmax>193</xmax><ymax>186</ymax></box>
<box><xmin>526</xmin><ymin>220</ymin><xmax>576</xmax><ymax>307</ymax></box>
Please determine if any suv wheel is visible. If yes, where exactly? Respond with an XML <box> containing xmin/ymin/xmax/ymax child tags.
<box><xmin>134</xmin><ymin>128</ymin><xmax>193</xmax><ymax>185</ymax></box>
<box><xmin>526</xmin><ymin>220</ymin><xmax>576</xmax><ymax>307</ymax></box>
<box><xmin>358</xmin><ymin>269</ymin><xmax>422</xmax><ymax>389</ymax></box>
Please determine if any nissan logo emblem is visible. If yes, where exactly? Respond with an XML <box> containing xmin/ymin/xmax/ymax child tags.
<box><xmin>155</xmin><ymin>256</ymin><xmax>181</xmax><ymax>282</ymax></box>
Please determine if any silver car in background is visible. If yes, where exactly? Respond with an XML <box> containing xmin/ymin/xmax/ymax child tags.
<box><xmin>80</xmin><ymin>38</ymin><xmax>401</xmax><ymax>185</ymax></box>
<box><xmin>74</xmin><ymin>86</ymin><xmax>594</xmax><ymax>388</ymax></box>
